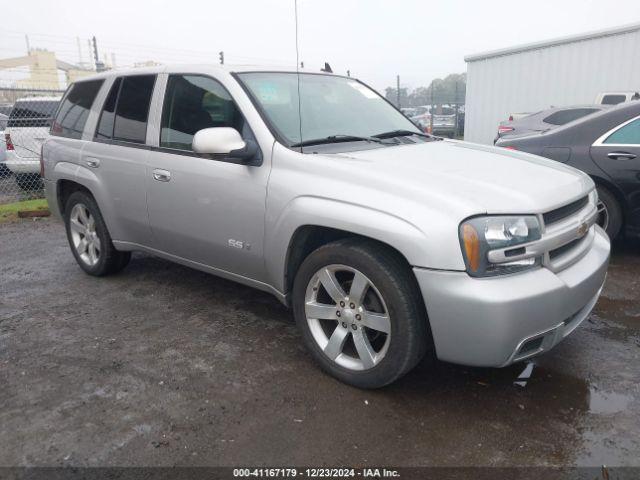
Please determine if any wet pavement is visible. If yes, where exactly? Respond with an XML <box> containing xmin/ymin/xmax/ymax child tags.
<box><xmin>0</xmin><ymin>219</ymin><xmax>638</xmax><ymax>467</ymax></box>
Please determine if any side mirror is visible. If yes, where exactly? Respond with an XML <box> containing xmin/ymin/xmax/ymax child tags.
<box><xmin>192</xmin><ymin>127</ymin><xmax>257</xmax><ymax>162</ymax></box>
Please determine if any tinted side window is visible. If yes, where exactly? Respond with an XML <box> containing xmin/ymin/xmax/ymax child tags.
<box><xmin>160</xmin><ymin>75</ymin><xmax>245</xmax><ymax>151</ymax></box>
<box><xmin>96</xmin><ymin>78</ymin><xmax>121</xmax><ymax>140</ymax></box>
<box><xmin>113</xmin><ymin>75</ymin><xmax>156</xmax><ymax>144</ymax></box>
<box><xmin>52</xmin><ymin>80</ymin><xmax>104</xmax><ymax>139</ymax></box>
<box><xmin>601</xmin><ymin>95</ymin><xmax>626</xmax><ymax>105</ymax></box>
<box><xmin>604</xmin><ymin>118</ymin><xmax>640</xmax><ymax>145</ymax></box>
<box><xmin>543</xmin><ymin>108</ymin><xmax>598</xmax><ymax>126</ymax></box>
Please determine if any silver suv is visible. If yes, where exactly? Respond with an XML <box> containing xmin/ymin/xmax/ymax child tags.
<box><xmin>43</xmin><ymin>65</ymin><xmax>610</xmax><ymax>388</ymax></box>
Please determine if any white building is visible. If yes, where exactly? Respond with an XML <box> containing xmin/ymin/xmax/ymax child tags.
<box><xmin>464</xmin><ymin>22</ymin><xmax>640</xmax><ymax>145</ymax></box>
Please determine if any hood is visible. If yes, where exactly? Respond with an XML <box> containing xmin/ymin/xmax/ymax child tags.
<box><xmin>324</xmin><ymin>139</ymin><xmax>593</xmax><ymax>218</ymax></box>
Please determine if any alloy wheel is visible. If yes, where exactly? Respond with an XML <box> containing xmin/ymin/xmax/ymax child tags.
<box><xmin>69</xmin><ymin>203</ymin><xmax>101</xmax><ymax>266</ymax></box>
<box><xmin>596</xmin><ymin>200</ymin><xmax>609</xmax><ymax>232</ymax></box>
<box><xmin>304</xmin><ymin>264</ymin><xmax>391</xmax><ymax>371</ymax></box>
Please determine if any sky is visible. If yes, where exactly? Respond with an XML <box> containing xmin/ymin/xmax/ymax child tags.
<box><xmin>3</xmin><ymin>0</ymin><xmax>640</xmax><ymax>92</ymax></box>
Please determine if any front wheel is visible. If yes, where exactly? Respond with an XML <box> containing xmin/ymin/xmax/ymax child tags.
<box><xmin>292</xmin><ymin>238</ymin><xmax>431</xmax><ymax>388</ymax></box>
<box><xmin>596</xmin><ymin>186</ymin><xmax>622</xmax><ymax>240</ymax></box>
<box><xmin>64</xmin><ymin>191</ymin><xmax>131</xmax><ymax>276</ymax></box>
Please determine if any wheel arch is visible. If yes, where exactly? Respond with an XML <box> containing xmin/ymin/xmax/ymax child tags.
<box><xmin>265</xmin><ymin>196</ymin><xmax>438</xmax><ymax>299</ymax></box>
<box><xmin>590</xmin><ymin>174</ymin><xmax>628</xmax><ymax>219</ymax></box>
<box><xmin>283</xmin><ymin>225</ymin><xmax>416</xmax><ymax>299</ymax></box>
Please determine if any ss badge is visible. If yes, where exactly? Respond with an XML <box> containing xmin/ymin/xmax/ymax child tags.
<box><xmin>228</xmin><ymin>239</ymin><xmax>251</xmax><ymax>251</ymax></box>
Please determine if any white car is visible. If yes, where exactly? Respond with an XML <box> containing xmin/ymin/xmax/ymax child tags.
<box><xmin>595</xmin><ymin>91</ymin><xmax>640</xmax><ymax>105</ymax></box>
<box><xmin>4</xmin><ymin>96</ymin><xmax>61</xmax><ymax>190</ymax></box>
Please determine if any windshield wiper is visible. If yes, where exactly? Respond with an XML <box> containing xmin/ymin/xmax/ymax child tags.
<box><xmin>291</xmin><ymin>134</ymin><xmax>393</xmax><ymax>148</ymax></box>
<box><xmin>373</xmin><ymin>129</ymin><xmax>430</xmax><ymax>139</ymax></box>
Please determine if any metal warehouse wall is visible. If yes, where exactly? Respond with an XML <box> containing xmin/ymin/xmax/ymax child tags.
<box><xmin>464</xmin><ymin>24</ymin><xmax>640</xmax><ymax>145</ymax></box>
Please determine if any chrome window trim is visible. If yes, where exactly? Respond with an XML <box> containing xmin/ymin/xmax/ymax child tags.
<box><xmin>592</xmin><ymin>113</ymin><xmax>640</xmax><ymax>147</ymax></box>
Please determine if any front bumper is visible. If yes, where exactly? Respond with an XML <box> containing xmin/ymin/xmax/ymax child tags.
<box><xmin>414</xmin><ymin>225</ymin><xmax>610</xmax><ymax>367</ymax></box>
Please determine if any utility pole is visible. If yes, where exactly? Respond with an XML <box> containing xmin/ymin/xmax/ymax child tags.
<box><xmin>454</xmin><ymin>80</ymin><xmax>459</xmax><ymax>138</ymax></box>
<box><xmin>347</xmin><ymin>70</ymin><xmax>350</xmax><ymax>77</ymax></box>
<box><xmin>92</xmin><ymin>36</ymin><xmax>105</xmax><ymax>72</ymax></box>
<box><xmin>25</xmin><ymin>34</ymin><xmax>31</xmax><ymax>55</ymax></box>
<box><xmin>429</xmin><ymin>85</ymin><xmax>434</xmax><ymax>135</ymax></box>
<box><xmin>396</xmin><ymin>75</ymin><xmax>400</xmax><ymax>108</ymax></box>
<box><xmin>219</xmin><ymin>51</ymin><xmax>224</xmax><ymax>65</ymax></box>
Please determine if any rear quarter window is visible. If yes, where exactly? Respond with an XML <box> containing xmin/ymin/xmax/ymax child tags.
<box><xmin>52</xmin><ymin>79</ymin><xmax>104</xmax><ymax>139</ymax></box>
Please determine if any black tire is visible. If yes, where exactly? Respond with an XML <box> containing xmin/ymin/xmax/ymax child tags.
<box><xmin>292</xmin><ymin>238</ymin><xmax>432</xmax><ymax>389</ymax></box>
<box><xmin>16</xmin><ymin>173</ymin><xmax>43</xmax><ymax>191</ymax></box>
<box><xmin>64</xmin><ymin>191</ymin><xmax>131</xmax><ymax>276</ymax></box>
<box><xmin>596</xmin><ymin>186</ymin><xmax>623</xmax><ymax>240</ymax></box>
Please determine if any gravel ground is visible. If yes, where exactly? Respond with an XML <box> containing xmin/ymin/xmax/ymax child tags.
<box><xmin>0</xmin><ymin>218</ymin><xmax>638</xmax><ymax>467</ymax></box>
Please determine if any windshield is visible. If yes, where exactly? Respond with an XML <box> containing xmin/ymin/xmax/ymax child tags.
<box><xmin>237</xmin><ymin>72</ymin><xmax>420</xmax><ymax>146</ymax></box>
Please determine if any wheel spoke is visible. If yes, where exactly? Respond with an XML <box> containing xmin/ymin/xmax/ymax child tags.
<box><xmin>361</xmin><ymin>311</ymin><xmax>391</xmax><ymax>334</ymax></box>
<box><xmin>77</xmin><ymin>238</ymin><xmax>88</xmax><ymax>254</ymax></box>
<box><xmin>88</xmin><ymin>243</ymin><xmax>99</xmax><ymax>263</ymax></box>
<box><xmin>93</xmin><ymin>237</ymin><xmax>101</xmax><ymax>252</ymax></box>
<box><xmin>349</xmin><ymin>271</ymin><xmax>369</xmax><ymax>305</ymax></box>
<box><xmin>352</xmin><ymin>328</ymin><xmax>376</xmax><ymax>369</ymax></box>
<box><xmin>77</xmin><ymin>206</ymin><xmax>89</xmax><ymax>225</ymax></box>
<box><xmin>70</xmin><ymin>218</ymin><xmax>84</xmax><ymax>234</ymax></box>
<box><xmin>324</xmin><ymin>325</ymin><xmax>349</xmax><ymax>360</ymax></box>
<box><xmin>87</xmin><ymin>214</ymin><xmax>95</xmax><ymax>232</ymax></box>
<box><xmin>305</xmin><ymin>302</ymin><xmax>338</xmax><ymax>320</ymax></box>
<box><xmin>318</xmin><ymin>268</ymin><xmax>347</xmax><ymax>303</ymax></box>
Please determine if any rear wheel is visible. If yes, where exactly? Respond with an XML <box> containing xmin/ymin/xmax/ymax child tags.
<box><xmin>292</xmin><ymin>238</ymin><xmax>431</xmax><ymax>388</ymax></box>
<box><xmin>596</xmin><ymin>186</ymin><xmax>622</xmax><ymax>239</ymax></box>
<box><xmin>64</xmin><ymin>191</ymin><xmax>130</xmax><ymax>276</ymax></box>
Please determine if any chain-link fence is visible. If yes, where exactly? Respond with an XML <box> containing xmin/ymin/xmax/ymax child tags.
<box><xmin>1</xmin><ymin>86</ymin><xmax>65</xmax><ymax>205</ymax></box>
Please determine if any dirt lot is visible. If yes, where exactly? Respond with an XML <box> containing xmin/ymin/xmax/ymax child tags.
<box><xmin>1</xmin><ymin>218</ymin><xmax>639</xmax><ymax>467</ymax></box>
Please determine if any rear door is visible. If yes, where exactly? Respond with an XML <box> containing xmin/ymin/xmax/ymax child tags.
<box><xmin>590</xmin><ymin>115</ymin><xmax>640</xmax><ymax>222</ymax></box>
<box><xmin>81</xmin><ymin>74</ymin><xmax>156</xmax><ymax>246</ymax></box>
<box><xmin>145</xmin><ymin>73</ymin><xmax>268</xmax><ymax>280</ymax></box>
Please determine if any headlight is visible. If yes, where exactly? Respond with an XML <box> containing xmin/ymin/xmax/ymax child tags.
<box><xmin>459</xmin><ymin>215</ymin><xmax>542</xmax><ymax>277</ymax></box>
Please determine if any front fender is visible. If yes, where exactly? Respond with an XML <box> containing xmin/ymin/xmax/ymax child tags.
<box><xmin>265</xmin><ymin>195</ymin><xmax>437</xmax><ymax>294</ymax></box>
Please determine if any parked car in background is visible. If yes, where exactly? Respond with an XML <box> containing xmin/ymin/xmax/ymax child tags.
<box><xmin>4</xmin><ymin>96</ymin><xmax>61</xmax><ymax>190</ymax></box>
<box><xmin>0</xmin><ymin>112</ymin><xmax>9</xmax><ymax>177</ymax></box>
<box><xmin>595</xmin><ymin>91</ymin><xmax>640</xmax><ymax>105</ymax></box>
<box><xmin>431</xmin><ymin>107</ymin><xmax>457</xmax><ymax>137</ymax></box>
<box><xmin>495</xmin><ymin>105</ymin><xmax>610</xmax><ymax>143</ymax></box>
<box><xmin>400</xmin><ymin>107</ymin><xmax>418</xmax><ymax>118</ymax></box>
<box><xmin>42</xmin><ymin>66</ymin><xmax>609</xmax><ymax>388</ymax></box>
<box><xmin>496</xmin><ymin>100</ymin><xmax>640</xmax><ymax>240</ymax></box>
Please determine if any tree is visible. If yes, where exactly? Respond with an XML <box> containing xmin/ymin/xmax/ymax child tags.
<box><xmin>384</xmin><ymin>86</ymin><xmax>409</xmax><ymax>107</ymax></box>
<box><xmin>388</xmin><ymin>73</ymin><xmax>466</xmax><ymax>107</ymax></box>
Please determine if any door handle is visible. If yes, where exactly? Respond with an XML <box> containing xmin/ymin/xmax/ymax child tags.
<box><xmin>85</xmin><ymin>157</ymin><xmax>100</xmax><ymax>168</ymax></box>
<box><xmin>153</xmin><ymin>168</ymin><xmax>171</xmax><ymax>182</ymax></box>
<box><xmin>607</xmin><ymin>151</ymin><xmax>636</xmax><ymax>160</ymax></box>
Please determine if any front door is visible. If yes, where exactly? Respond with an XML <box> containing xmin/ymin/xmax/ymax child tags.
<box><xmin>590</xmin><ymin>115</ymin><xmax>640</xmax><ymax>226</ymax></box>
<box><xmin>146</xmin><ymin>74</ymin><xmax>269</xmax><ymax>281</ymax></box>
